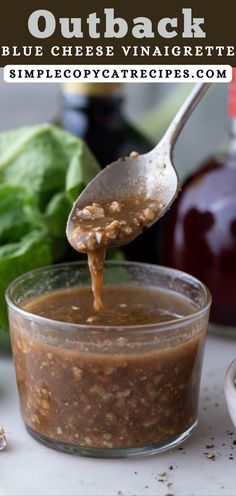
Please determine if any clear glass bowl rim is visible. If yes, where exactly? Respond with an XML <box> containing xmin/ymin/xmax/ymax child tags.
<box><xmin>5</xmin><ymin>261</ymin><xmax>212</xmax><ymax>335</ymax></box>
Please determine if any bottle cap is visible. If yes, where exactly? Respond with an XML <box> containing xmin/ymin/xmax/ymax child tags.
<box><xmin>62</xmin><ymin>83</ymin><xmax>122</xmax><ymax>96</ymax></box>
<box><xmin>229</xmin><ymin>68</ymin><xmax>236</xmax><ymax>117</ymax></box>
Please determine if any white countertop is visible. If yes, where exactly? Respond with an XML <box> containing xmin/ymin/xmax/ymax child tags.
<box><xmin>0</xmin><ymin>334</ymin><xmax>236</xmax><ymax>496</ymax></box>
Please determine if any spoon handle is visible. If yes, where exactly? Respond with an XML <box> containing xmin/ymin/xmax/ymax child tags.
<box><xmin>162</xmin><ymin>82</ymin><xmax>212</xmax><ymax>148</ymax></box>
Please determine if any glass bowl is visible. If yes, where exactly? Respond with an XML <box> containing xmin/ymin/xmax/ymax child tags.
<box><xmin>6</xmin><ymin>261</ymin><xmax>211</xmax><ymax>458</ymax></box>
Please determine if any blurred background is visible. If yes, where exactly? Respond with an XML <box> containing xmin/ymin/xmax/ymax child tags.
<box><xmin>0</xmin><ymin>70</ymin><xmax>228</xmax><ymax>180</ymax></box>
<box><xmin>1</xmin><ymin>70</ymin><xmax>235</xmax><ymax>345</ymax></box>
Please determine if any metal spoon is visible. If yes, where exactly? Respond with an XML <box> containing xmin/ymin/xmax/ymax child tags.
<box><xmin>67</xmin><ymin>82</ymin><xmax>211</xmax><ymax>248</ymax></box>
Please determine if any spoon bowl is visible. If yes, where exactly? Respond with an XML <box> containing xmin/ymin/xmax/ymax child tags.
<box><xmin>67</xmin><ymin>142</ymin><xmax>178</xmax><ymax>227</ymax></box>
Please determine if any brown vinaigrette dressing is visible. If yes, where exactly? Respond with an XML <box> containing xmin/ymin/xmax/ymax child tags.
<box><xmin>23</xmin><ymin>285</ymin><xmax>196</xmax><ymax>326</ymax></box>
<box><xmin>10</xmin><ymin>285</ymin><xmax>207</xmax><ymax>449</ymax></box>
<box><xmin>87</xmin><ymin>251</ymin><xmax>105</xmax><ymax>311</ymax></box>
<box><xmin>67</xmin><ymin>197</ymin><xmax>161</xmax><ymax>310</ymax></box>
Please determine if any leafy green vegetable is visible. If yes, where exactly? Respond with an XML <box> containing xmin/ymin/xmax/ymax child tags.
<box><xmin>0</xmin><ymin>230</ymin><xmax>52</xmax><ymax>332</ymax></box>
<box><xmin>66</xmin><ymin>145</ymin><xmax>101</xmax><ymax>200</ymax></box>
<box><xmin>0</xmin><ymin>185</ymin><xmax>43</xmax><ymax>242</ymax></box>
<box><xmin>0</xmin><ymin>124</ymin><xmax>100</xmax><ymax>208</ymax></box>
<box><xmin>44</xmin><ymin>192</ymin><xmax>72</xmax><ymax>238</ymax></box>
<box><xmin>0</xmin><ymin>124</ymin><xmax>101</xmax><ymax>348</ymax></box>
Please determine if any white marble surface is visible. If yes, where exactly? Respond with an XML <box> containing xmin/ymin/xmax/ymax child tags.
<box><xmin>0</xmin><ymin>335</ymin><xmax>236</xmax><ymax>496</ymax></box>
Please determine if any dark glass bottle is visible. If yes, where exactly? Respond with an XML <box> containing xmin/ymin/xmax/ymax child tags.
<box><xmin>165</xmin><ymin>72</ymin><xmax>236</xmax><ymax>329</ymax></box>
<box><xmin>61</xmin><ymin>82</ymin><xmax>161</xmax><ymax>264</ymax></box>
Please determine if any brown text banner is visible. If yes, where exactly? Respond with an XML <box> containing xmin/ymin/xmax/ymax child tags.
<box><xmin>0</xmin><ymin>0</ymin><xmax>235</xmax><ymax>65</ymax></box>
